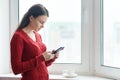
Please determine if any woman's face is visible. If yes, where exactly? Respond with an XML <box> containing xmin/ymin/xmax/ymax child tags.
<box><xmin>29</xmin><ymin>15</ymin><xmax>48</xmax><ymax>32</ymax></box>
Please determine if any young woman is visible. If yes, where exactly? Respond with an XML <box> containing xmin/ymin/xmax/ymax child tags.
<box><xmin>10</xmin><ymin>4</ymin><xmax>59</xmax><ymax>80</ymax></box>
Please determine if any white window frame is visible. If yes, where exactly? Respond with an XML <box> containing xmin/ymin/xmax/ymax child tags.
<box><xmin>10</xmin><ymin>0</ymin><xmax>94</xmax><ymax>75</ymax></box>
<box><xmin>94</xmin><ymin>0</ymin><xmax>120</xmax><ymax>79</ymax></box>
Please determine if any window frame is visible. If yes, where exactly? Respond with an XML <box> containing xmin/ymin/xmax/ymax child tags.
<box><xmin>94</xmin><ymin>0</ymin><xmax>120</xmax><ymax>79</ymax></box>
<box><xmin>10</xmin><ymin>0</ymin><xmax>94</xmax><ymax>75</ymax></box>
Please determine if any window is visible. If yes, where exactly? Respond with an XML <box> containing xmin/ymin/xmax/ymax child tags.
<box><xmin>19</xmin><ymin>0</ymin><xmax>81</xmax><ymax>63</ymax></box>
<box><xmin>102</xmin><ymin>0</ymin><xmax>120</xmax><ymax>68</ymax></box>
<box><xmin>95</xmin><ymin>0</ymin><xmax>120</xmax><ymax>79</ymax></box>
<box><xmin>9</xmin><ymin>0</ymin><xmax>120</xmax><ymax>79</ymax></box>
<box><xmin>10</xmin><ymin>0</ymin><xmax>91</xmax><ymax>74</ymax></box>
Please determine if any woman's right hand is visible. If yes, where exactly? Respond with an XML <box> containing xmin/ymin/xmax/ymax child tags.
<box><xmin>43</xmin><ymin>51</ymin><xmax>52</xmax><ymax>61</ymax></box>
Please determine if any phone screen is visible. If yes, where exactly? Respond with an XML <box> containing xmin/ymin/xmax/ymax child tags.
<box><xmin>52</xmin><ymin>47</ymin><xmax>64</xmax><ymax>54</ymax></box>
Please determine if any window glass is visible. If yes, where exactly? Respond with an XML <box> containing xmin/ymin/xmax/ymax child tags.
<box><xmin>19</xmin><ymin>0</ymin><xmax>81</xmax><ymax>63</ymax></box>
<box><xmin>102</xmin><ymin>0</ymin><xmax>120</xmax><ymax>68</ymax></box>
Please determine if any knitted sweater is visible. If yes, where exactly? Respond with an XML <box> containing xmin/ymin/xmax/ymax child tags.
<box><xmin>10</xmin><ymin>30</ymin><xmax>55</xmax><ymax>80</ymax></box>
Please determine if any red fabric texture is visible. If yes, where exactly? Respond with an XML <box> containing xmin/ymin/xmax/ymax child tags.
<box><xmin>10</xmin><ymin>30</ymin><xmax>55</xmax><ymax>80</ymax></box>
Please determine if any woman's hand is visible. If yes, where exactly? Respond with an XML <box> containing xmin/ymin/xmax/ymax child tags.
<box><xmin>54</xmin><ymin>52</ymin><xmax>59</xmax><ymax>59</ymax></box>
<box><xmin>43</xmin><ymin>50</ymin><xmax>60</xmax><ymax>61</ymax></box>
<box><xmin>43</xmin><ymin>51</ymin><xmax>52</xmax><ymax>61</ymax></box>
<box><xmin>51</xmin><ymin>50</ymin><xmax>60</xmax><ymax>59</ymax></box>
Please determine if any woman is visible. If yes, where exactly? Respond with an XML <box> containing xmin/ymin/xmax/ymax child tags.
<box><xmin>10</xmin><ymin>4</ymin><xmax>59</xmax><ymax>80</ymax></box>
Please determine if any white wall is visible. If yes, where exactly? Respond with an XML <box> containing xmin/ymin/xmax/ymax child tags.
<box><xmin>0</xmin><ymin>0</ymin><xmax>10</xmax><ymax>74</ymax></box>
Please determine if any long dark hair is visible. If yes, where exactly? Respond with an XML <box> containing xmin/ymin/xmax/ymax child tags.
<box><xmin>17</xmin><ymin>4</ymin><xmax>49</xmax><ymax>30</ymax></box>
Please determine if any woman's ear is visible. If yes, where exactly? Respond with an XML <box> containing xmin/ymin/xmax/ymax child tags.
<box><xmin>29</xmin><ymin>16</ymin><xmax>34</xmax><ymax>22</ymax></box>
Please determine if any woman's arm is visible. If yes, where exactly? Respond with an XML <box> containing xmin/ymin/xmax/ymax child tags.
<box><xmin>10</xmin><ymin>33</ymin><xmax>45</xmax><ymax>75</ymax></box>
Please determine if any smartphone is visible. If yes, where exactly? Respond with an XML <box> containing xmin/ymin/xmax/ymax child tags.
<box><xmin>52</xmin><ymin>47</ymin><xmax>64</xmax><ymax>54</ymax></box>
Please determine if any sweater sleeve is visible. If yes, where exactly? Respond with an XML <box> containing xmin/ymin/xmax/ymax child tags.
<box><xmin>45</xmin><ymin>58</ymin><xmax>56</xmax><ymax>67</ymax></box>
<box><xmin>10</xmin><ymin>33</ymin><xmax>45</xmax><ymax>75</ymax></box>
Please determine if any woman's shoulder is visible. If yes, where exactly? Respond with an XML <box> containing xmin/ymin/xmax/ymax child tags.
<box><xmin>10</xmin><ymin>30</ymin><xmax>24</xmax><ymax>43</ymax></box>
<box><xmin>12</xmin><ymin>30</ymin><xmax>24</xmax><ymax>39</ymax></box>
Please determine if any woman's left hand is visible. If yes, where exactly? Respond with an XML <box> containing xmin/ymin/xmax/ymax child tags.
<box><xmin>54</xmin><ymin>52</ymin><xmax>59</xmax><ymax>58</ymax></box>
<box><xmin>51</xmin><ymin>50</ymin><xmax>60</xmax><ymax>59</ymax></box>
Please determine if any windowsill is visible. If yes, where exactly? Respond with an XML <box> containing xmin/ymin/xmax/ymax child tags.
<box><xmin>0</xmin><ymin>73</ymin><xmax>114</xmax><ymax>80</ymax></box>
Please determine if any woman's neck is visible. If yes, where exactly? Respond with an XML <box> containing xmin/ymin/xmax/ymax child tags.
<box><xmin>22</xmin><ymin>26</ymin><xmax>34</xmax><ymax>34</ymax></box>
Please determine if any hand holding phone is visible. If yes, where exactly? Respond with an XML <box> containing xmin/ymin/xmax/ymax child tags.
<box><xmin>52</xmin><ymin>47</ymin><xmax>64</xmax><ymax>54</ymax></box>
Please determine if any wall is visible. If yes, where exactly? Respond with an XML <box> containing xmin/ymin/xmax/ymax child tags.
<box><xmin>0</xmin><ymin>0</ymin><xmax>10</xmax><ymax>74</ymax></box>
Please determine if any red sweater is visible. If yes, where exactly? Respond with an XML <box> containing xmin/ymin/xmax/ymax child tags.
<box><xmin>10</xmin><ymin>30</ymin><xmax>55</xmax><ymax>80</ymax></box>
